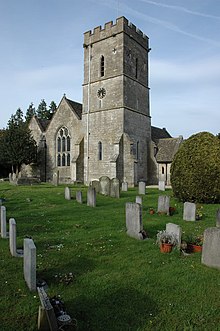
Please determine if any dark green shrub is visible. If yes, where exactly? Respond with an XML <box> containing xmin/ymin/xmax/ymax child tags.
<box><xmin>171</xmin><ymin>132</ymin><xmax>220</xmax><ymax>203</ymax></box>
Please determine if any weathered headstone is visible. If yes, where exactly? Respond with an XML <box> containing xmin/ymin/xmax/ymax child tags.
<box><xmin>99</xmin><ymin>176</ymin><xmax>111</xmax><ymax>196</ymax></box>
<box><xmin>87</xmin><ymin>187</ymin><xmax>96</xmax><ymax>207</ymax></box>
<box><xmin>157</xmin><ymin>196</ymin><xmax>170</xmax><ymax>215</ymax></box>
<box><xmin>110</xmin><ymin>178</ymin><xmax>120</xmax><ymax>198</ymax></box>
<box><xmin>138</xmin><ymin>181</ymin><xmax>146</xmax><ymax>195</ymax></box>
<box><xmin>23</xmin><ymin>238</ymin><xmax>36</xmax><ymax>291</ymax></box>
<box><xmin>166</xmin><ymin>223</ymin><xmax>182</xmax><ymax>248</ymax></box>
<box><xmin>158</xmin><ymin>180</ymin><xmax>165</xmax><ymax>191</ymax></box>
<box><xmin>121</xmin><ymin>182</ymin><xmax>128</xmax><ymax>192</ymax></box>
<box><xmin>37</xmin><ymin>286</ymin><xmax>58</xmax><ymax>331</ymax></box>
<box><xmin>53</xmin><ymin>171</ymin><xmax>59</xmax><ymax>186</ymax></box>
<box><xmin>216</xmin><ymin>209</ymin><xmax>220</xmax><ymax>227</ymax></box>
<box><xmin>136</xmin><ymin>196</ymin><xmax>142</xmax><ymax>205</ymax></box>
<box><xmin>76</xmin><ymin>191</ymin><xmax>83</xmax><ymax>204</ymax></box>
<box><xmin>1</xmin><ymin>206</ymin><xmax>8</xmax><ymax>238</ymax></box>
<box><xmin>202</xmin><ymin>227</ymin><xmax>220</xmax><ymax>270</ymax></box>
<box><xmin>9</xmin><ymin>173</ymin><xmax>12</xmax><ymax>183</ymax></box>
<box><xmin>91</xmin><ymin>180</ymin><xmax>100</xmax><ymax>193</ymax></box>
<box><xmin>64</xmin><ymin>187</ymin><xmax>71</xmax><ymax>200</ymax></box>
<box><xmin>9</xmin><ymin>218</ymin><xmax>23</xmax><ymax>257</ymax></box>
<box><xmin>183</xmin><ymin>202</ymin><xmax>196</xmax><ymax>221</ymax></box>
<box><xmin>125</xmin><ymin>202</ymin><xmax>145</xmax><ymax>240</ymax></box>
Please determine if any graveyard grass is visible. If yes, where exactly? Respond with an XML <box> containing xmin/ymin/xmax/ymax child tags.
<box><xmin>0</xmin><ymin>183</ymin><xmax>219</xmax><ymax>331</ymax></box>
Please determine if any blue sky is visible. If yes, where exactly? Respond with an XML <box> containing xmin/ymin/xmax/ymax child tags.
<box><xmin>1</xmin><ymin>0</ymin><xmax>220</xmax><ymax>138</ymax></box>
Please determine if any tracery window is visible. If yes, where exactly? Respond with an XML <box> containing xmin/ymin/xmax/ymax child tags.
<box><xmin>56</xmin><ymin>127</ymin><xmax>71</xmax><ymax>167</ymax></box>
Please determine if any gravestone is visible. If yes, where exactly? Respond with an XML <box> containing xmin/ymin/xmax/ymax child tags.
<box><xmin>99</xmin><ymin>176</ymin><xmax>110</xmax><ymax>196</ymax></box>
<box><xmin>9</xmin><ymin>173</ymin><xmax>12</xmax><ymax>183</ymax></box>
<box><xmin>37</xmin><ymin>287</ymin><xmax>58</xmax><ymax>331</ymax></box>
<box><xmin>157</xmin><ymin>196</ymin><xmax>170</xmax><ymax>215</ymax></box>
<box><xmin>76</xmin><ymin>191</ymin><xmax>83</xmax><ymax>204</ymax></box>
<box><xmin>64</xmin><ymin>187</ymin><xmax>71</xmax><ymax>200</ymax></box>
<box><xmin>1</xmin><ymin>206</ymin><xmax>8</xmax><ymax>238</ymax></box>
<box><xmin>183</xmin><ymin>202</ymin><xmax>196</xmax><ymax>221</ymax></box>
<box><xmin>166</xmin><ymin>223</ymin><xmax>182</xmax><ymax>248</ymax></box>
<box><xmin>158</xmin><ymin>180</ymin><xmax>165</xmax><ymax>191</ymax></box>
<box><xmin>121</xmin><ymin>182</ymin><xmax>128</xmax><ymax>192</ymax></box>
<box><xmin>138</xmin><ymin>181</ymin><xmax>146</xmax><ymax>195</ymax></box>
<box><xmin>216</xmin><ymin>209</ymin><xmax>220</xmax><ymax>227</ymax></box>
<box><xmin>23</xmin><ymin>238</ymin><xmax>36</xmax><ymax>291</ymax></box>
<box><xmin>125</xmin><ymin>202</ymin><xmax>145</xmax><ymax>240</ymax></box>
<box><xmin>9</xmin><ymin>218</ymin><xmax>23</xmax><ymax>257</ymax></box>
<box><xmin>136</xmin><ymin>196</ymin><xmax>142</xmax><ymax>205</ymax></box>
<box><xmin>110</xmin><ymin>178</ymin><xmax>120</xmax><ymax>198</ymax></box>
<box><xmin>91</xmin><ymin>180</ymin><xmax>100</xmax><ymax>193</ymax></box>
<box><xmin>53</xmin><ymin>171</ymin><xmax>59</xmax><ymax>186</ymax></box>
<box><xmin>87</xmin><ymin>187</ymin><xmax>96</xmax><ymax>207</ymax></box>
<box><xmin>202</xmin><ymin>227</ymin><xmax>220</xmax><ymax>270</ymax></box>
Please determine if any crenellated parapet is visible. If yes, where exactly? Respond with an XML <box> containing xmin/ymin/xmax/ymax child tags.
<box><xmin>84</xmin><ymin>16</ymin><xmax>149</xmax><ymax>50</ymax></box>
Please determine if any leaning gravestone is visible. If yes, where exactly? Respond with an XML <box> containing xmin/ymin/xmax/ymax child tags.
<box><xmin>157</xmin><ymin>196</ymin><xmax>170</xmax><ymax>215</ymax></box>
<box><xmin>1</xmin><ymin>206</ymin><xmax>8</xmax><ymax>238</ymax></box>
<box><xmin>136</xmin><ymin>196</ymin><xmax>142</xmax><ymax>205</ymax></box>
<box><xmin>183</xmin><ymin>202</ymin><xmax>196</xmax><ymax>221</ymax></box>
<box><xmin>125</xmin><ymin>202</ymin><xmax>145</xmax><ymax>240</ymax></box>
<box><xmin>76</xmin><ymin>191</ymin><xmax>83</xmax><ymax>204</ymax></box>
<box><xmin>91</xmin><ymin>180</ymin><xmax>100</xmax><ymax>193</ymax></box>
<box><xmin>166</xmin><ymin>223</ymin><xmax>182</xmax><ymax>248</ymax></box>
<box><xmin>65</xmin><ymin>187</ymin><xmax>71</xmax><ymax>200</ymax></box>
<box><xmin>158</xmin><ymin>180</ymin><xmax>165</xmax><ymax>191</ymax></box>
<box><xmin>110</xmin><ymin>178</ymin><xmax>120</xmax><ymax>198</ymax></box>
<box><xmin>99</xmin><ymin>176</ymin><xmax>111</xmax><ymax>196</ymax></box>
<box><xmin>121</xmin><ymin>182</ymin><xmax>128</xmax><ymax>192</ymax></box>
<box><xmin>202</xmin><ymin>227</ymin><xmax>220</xmax><ymax>270</ymax></box>
<box><xmin>9</xmin><ymin>218</ymin><xmax>23</xmax><ymax>257</ymax></box>
<box><xmin>87</xmin><ymin>187</ymin><xmax>96</xmax><ymax>207</ymax></box>
<box><xmin>23</xmin><ymin>238</ymin><xmax>36</xmax><ymax>291</ymax></box>
<box><xmin>37</xmin><ymin>287</ymin><xmax>58</xmax><ymax>331</ymax></box>
<box><xmin>216</xmin><ymin>209</ymin><xmax>220</xmax><ymax>228</ymax></box>
<box><xmin>138</xmin><ymin>181</ymin><xmax>146</xmax><ymax>195</ymax></box>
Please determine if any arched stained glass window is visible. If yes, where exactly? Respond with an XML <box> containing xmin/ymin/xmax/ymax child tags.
<box><xmin>56</xmin><ymin>127</ymin><xmax>71</xmax><ymax>167</ymax></box>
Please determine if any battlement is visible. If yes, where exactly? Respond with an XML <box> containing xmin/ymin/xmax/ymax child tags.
<box><xmin>84</xmin><ymin>16</ymin><xmax>148</xmax><ymax>49</ymax></box>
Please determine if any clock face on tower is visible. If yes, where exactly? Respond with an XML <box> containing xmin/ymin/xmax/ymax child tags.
<box><xmin>97</xmin><ymin>87</ymin><xmax>106</xmax><ymax>99</ymax></box>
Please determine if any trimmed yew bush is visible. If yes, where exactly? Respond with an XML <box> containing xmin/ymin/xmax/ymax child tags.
<box><xmin>171</xmin><ymin>132</ymin><xmax>220</xmax><ymax>203</ymax></box>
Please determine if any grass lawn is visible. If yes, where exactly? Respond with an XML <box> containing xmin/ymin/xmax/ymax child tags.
<box><xmin>0</xmin><ymin>182</ymin><xmax>219</xmax><ymax>331</ymax></box>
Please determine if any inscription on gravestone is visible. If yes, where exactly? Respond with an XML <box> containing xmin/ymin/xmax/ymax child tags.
<box><xmin>99</xmin><ymin>176</ymin><xmax>110</xmax><ymax>196</ymax></box>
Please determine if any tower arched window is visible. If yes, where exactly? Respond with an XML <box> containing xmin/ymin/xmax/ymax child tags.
<box><xmin>56</xmin><ymin>127</ymin><xmax>71</xmax><ymax>167</ymax></box>
<box><xmin>98</xmin><ymin>141</ymin><xmax>102</xmax><ymax>160</ymax></box>
<box><xmin>100</xmin><ymin>55</ymin><xmax>105</xmax><ymax>77</ymax></box>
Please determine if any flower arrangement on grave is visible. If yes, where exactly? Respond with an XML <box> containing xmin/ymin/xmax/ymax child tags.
<box><xmin>184</xmin><ymin>234</ymin><xmax>203</xmax><ymax>253</ymax></box>
<box><xmin>156</xmin><ymin>230</ymin><xmax>178</xmax><ymax>253</ymax></box>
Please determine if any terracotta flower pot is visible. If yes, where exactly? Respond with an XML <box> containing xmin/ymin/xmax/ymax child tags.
<box><xmin>188</xmin><ymin>244</ymin><xmax>202</xmax><ymax>253</ymax></box>
<box><xmin>160</xmin><ymin>243</ymin><xmax>173</xmax><ymax>253</ymax></box>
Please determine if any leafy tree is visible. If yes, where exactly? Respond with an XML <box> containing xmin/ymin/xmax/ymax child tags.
<box><xmin>25</xmin><ymin>102</ymin><xmax>36</xmax><ymax>123</ymax></box>
<box><xmin>171</xmin><ymin>132</ymin><xmax>220</xmax><ymax>203</ymax></box>
<box><xmin>0</xmin><ymin>109</ymin><xmax>37</xmax><ymax>174</ymax></box>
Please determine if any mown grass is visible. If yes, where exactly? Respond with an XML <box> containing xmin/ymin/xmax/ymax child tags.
<box><xmin>0</xmin><ymin>182</ymin><xmax>219</xmax><ymax>331</ymax></box>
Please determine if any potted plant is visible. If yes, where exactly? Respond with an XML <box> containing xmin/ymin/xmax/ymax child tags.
<box><xmin>196</xmin><ymin>205</ymin><xmax>203</xmax><ymax>220</ymax></box>
<box><xmin>149</xmin><ymin>208</ymin><xmax>155</xmax><ymax>215</ymax></box>
<box><xmin>156</xmin><ymin>230</ymin><xmax>178</xmax><ymax>253</ymax></box>
<box><xmin>169</xmin><ymin>206</ymin><xmax>176</xmax><ymax>216</ymax></box>
<box><xmin>185</xmin><ymin>234</ymin><xmax>203</xmax><ymax>253</ymax></box>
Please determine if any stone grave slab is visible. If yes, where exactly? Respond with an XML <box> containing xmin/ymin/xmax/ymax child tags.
<box><xmin>91</xmin><ymin>180</ymin><xmax>100</xmax><ymax>193</ymax></box>
<box><xmin>1</xmin><ymin>206</ymin><xmax>8</xmax><ymax>238</ymax></box>
<box><xmin>183</xmin><ymin>202</ymin><xmax>196</xmax><ymax>221</ymax></box>
<box><xmin>110</xmin><ymin>178</ymin><xmax>120</xmax><ymax>198</ymax></box>
<box><xmin>216</xmin><ymin>209</ymin><xmax>220</xmax><ymax>227</ymax></box>
<box><xmin>158</xmin><ymin>180</ymin><xmax>165</xmax><ymax>191</ymax></box>
<box><xmin>23</xmin><ymin>238</ymin><xmax>36</xmax><ymax>291</ymax></box>
<box><xmin>166</xmin><ymin>223</ymin><xmax>182</xmax><ymax>248</ymax></box>
<box><xmin>202</xmin><ymin>227</ymin><xmax>220</xmax><ymax>270</ymax></box>
<box><xmin>87</xmin><ymin>187</ymin><xmax>96</xmax><ymax>207</ymax></box>
<box><xmin>157</xmin><ymin>196</ymin><xmax>170</xmax><ymax>215</ymax></box>
<box><xmin>126</xmin><ymin>202</ymin><xmax>145</xmax><ymax>240</ymax></box>
<box><xmin>64</xmin><ymin>187</ymin><xmax>71</xmax><ymax>200</ymax></box>
<box><xmin>76</xmin><ymin>191</ymin><xmax>83</xmax><ymax>204</ymax></box>
<box><xmin>121</xmin><ymin>182</ymin><xmax>128</xmax><ymax>192</ymax></box>
<box><xmin>138</xmin><ymin>181</ymin><xmax>146</xmax><ymax>195</ymax></box>
<box><xmin>135</xmin><ymin>196</ymin><xmax>142</xmax><ymax>205</ymax></box>
<box><xmin>9</xmin><ymin>218</ymin><xmax>23</xmax><ymax>257</ymax></box>
<box><xmin>99</xmin><ymin>176</ymin><xmax>110</xmax><ymax>196</ymax></box>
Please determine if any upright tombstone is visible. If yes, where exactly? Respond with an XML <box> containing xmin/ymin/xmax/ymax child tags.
<box><xmin>87</xmin><ymin>187</ymin><xmax>96</xmax><ymax>207</ymax></box>
<box><xmin>121</xmin><ymin>182</ymin><xmax>128</xmax><ymax>192</ymax></box>
<box><xmin>183</xmin><ymin>202</ymin><xmax>196</xmax><ymax>221</ymax></box>
<box><xmin>65</xmin><ymin>187</ymin><xmax>71</xmax><ymax>200</ymax></box>
<box><xmin>76</xmin><ymin>191</ymin><xmax>83</xmax><ymax>204</ymax></box>
<box><xmin>216</xmin><ymin>209</ymin><xmax>220</xmax><ymax>228</ymax></box>
<box><xmin>136</xmin><ymin>196</ymin><xmax>142</xmax><ymax>205</ymax></box>
<box><xmin>9</xmin><ymin>173</ymin><xmax>12</xmax><ymax>183</ymax></box>
<box><xmin>138</xmin><ymin>181</ymin><xmax>146</xmax><ymax>195</ymax></box>
<box><xmin>166</xmin><ymin>223</ymin><xmax>182</xmax><ymax>248</ymax></box>
<box><xmin>125</xmin><ymin>202</ymin><xmax>145</xmax><ymax>240</ymax></box>
<box><xmin>23</xmin><ymin>238</ymin><xmax>36</xmax><ymax>291</ymax></box>
<box><xmin>110</xmin><ymin>178</ymin><xmax>120</xmax><ymax>198</ymax></box>
<box><xmin>202</xmin><ymin>227</ymin><xmax>220</xmax><ymax>270</ymax></box>
<box><xmin>91</xmin><ymin>180</ymin><xmax>100</xmax><ymax>193</ymax></box>
<box><xmin>99</xmin><ymin>176</ymin><xmax>111</xmax><ymax>196</ymax></box>
<box><xmin>53</xmin><ymin>171</ymin><xmax>59</xmax><ymax>186</ymax></box>
<box><xmin>1</xmin><ymin>206</ymin><xmax>8</xmax><ymax>238</ymax></box>
<box><xmin>9</xmin><ymin>218</ymin><xmax>17</xmax><ymax>257</ymax></box>
<box><xmin>157</xmin><ymin>196</ymin><xmax>170</xmax><ymax>215</ymax></box>
<box><xmin>158</xmin><ymin>180</ymin><xmax>165</xmax><ymax>191</ymax></box>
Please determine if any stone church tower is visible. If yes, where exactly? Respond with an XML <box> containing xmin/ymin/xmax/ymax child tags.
<box><xmin>82</xmin><ymin>17</ymin><xmax>151</xmax><ymax>186</ymax></box>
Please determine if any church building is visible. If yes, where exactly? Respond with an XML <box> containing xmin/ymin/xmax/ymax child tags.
<box><xmin>28</xmin><ymin>17</ymin><xmax>182</xmax><ymax>186</ymax></box>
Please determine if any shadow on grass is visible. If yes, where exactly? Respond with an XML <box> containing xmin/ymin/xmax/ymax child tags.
<box><xmin>70</xmin><ymin>287</ymin><xmax>158</xmax><ymax>331</ymax></box>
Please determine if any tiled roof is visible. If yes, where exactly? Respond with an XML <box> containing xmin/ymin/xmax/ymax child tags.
<box><xmin>151</xmin><ymin>126</ymin><xmax>172</xmax><ymax>141</ymax></box>
<box><xmin>36</xmin><ymin>118</ymin><xmax>51</xmax><ymax>132</ymax></box>
<box><xmin>65</xmin><ymin>98</ymin><xmax>82</xmax><ymax>119</ymax></box>
<box><xmin>155</xmin><ymin>137</ymin><xmax>183</xmax><ymax>162</ymax></box>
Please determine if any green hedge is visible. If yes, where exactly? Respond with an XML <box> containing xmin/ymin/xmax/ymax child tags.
<box><xmin>171</xmin><ymin>132</ymin><xmax>220</xmax><ymax>203</ymax></box>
